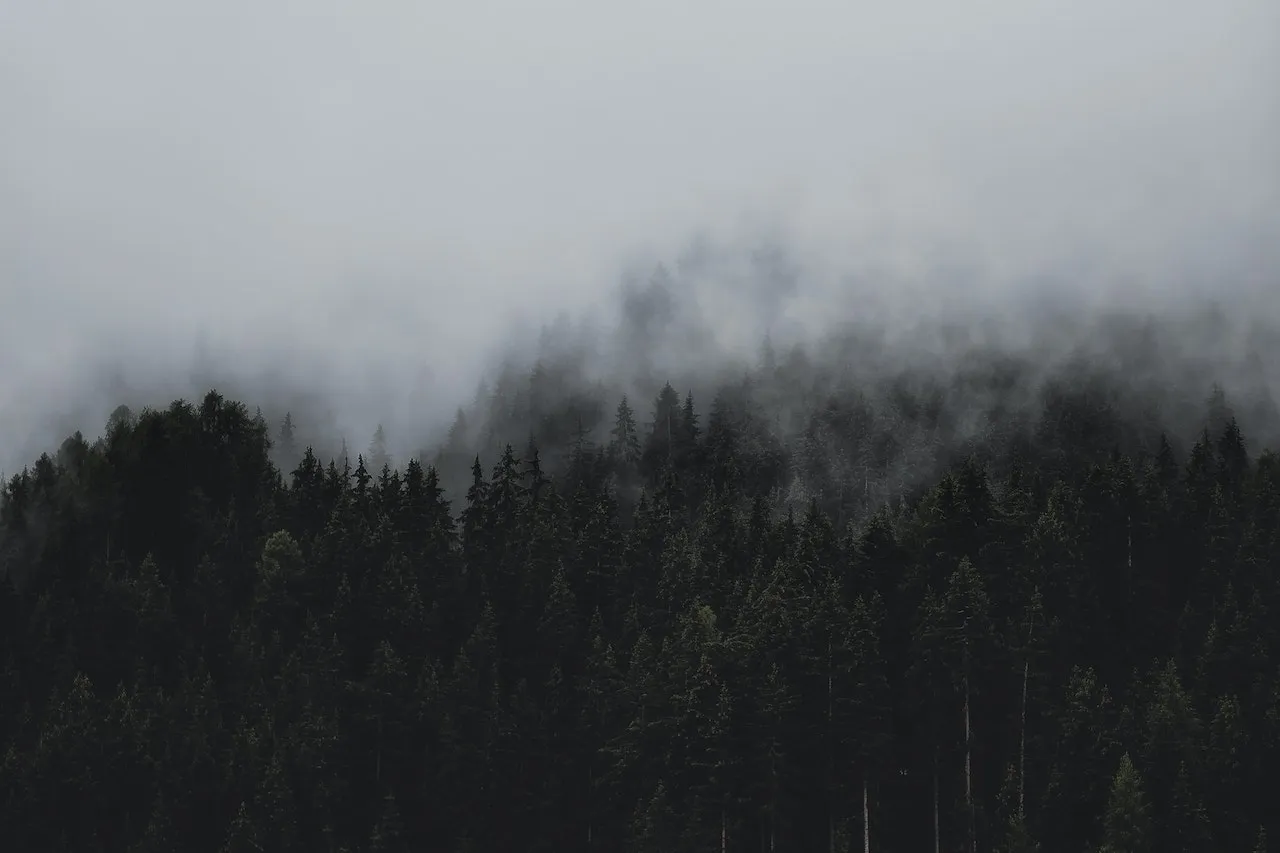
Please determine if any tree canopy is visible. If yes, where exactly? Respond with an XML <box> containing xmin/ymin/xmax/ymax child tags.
<box><xmin>0</xmin><ymin>357</ymin><xmax>1277</xmax><ymax>852</ymax></box>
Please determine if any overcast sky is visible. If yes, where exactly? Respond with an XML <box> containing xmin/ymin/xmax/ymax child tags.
<box><xmin>2</xmin><ymin>0</ymin><xmax>1278</xmax><ymax>469</ymax></box>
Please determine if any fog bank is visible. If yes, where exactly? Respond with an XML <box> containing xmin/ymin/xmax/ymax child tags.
<box><xmin>2</xmin><ymin>0</ymin><xmax>1278</xmax><ymax>473</ymax></box>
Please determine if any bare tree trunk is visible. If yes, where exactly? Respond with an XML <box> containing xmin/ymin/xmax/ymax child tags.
<box><xmin>863</xmin><ymin>772</ymin><xmax>871</xmax><ymax>853</ymax></box>
<box><xmin>933</xmin><ymin>748</ymin><xmax>941</xmax><ymax>853</ymax></box>
<box><xmin>721</xmin><ymin>807</ymin><xmax>727</xmax><ymax>853</ymax></box>
<box><xmin>771</xmin><ymin>754</ymin><xmax>778</xmax><ymax>853</ymax></box>
<box><xmin>1127</xmin><ymin>514</ymin><xmax>1133</xmax><ymax>569</ymax></box>
<box><xmin>1019</xmin><ymin>657</ymin><xmax>1029</xmax><ymax>815</ymax></box>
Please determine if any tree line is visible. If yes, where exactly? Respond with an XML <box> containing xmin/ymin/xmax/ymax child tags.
<box><xmin>0</xmin><ymin>356</ymin><xmax>1277</xmax><ymax>851</ymax></box>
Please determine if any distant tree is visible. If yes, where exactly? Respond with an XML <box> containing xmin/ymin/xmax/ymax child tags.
<box><xmin>610</xmin><ymin>396</ymin><xmax>642</xmax><ymax>474</ymax></box>
<box><xmin>279</xmin><ymin>411</ymin><xmax>297</xmax><ymax>462</ymax></box>
<box><xmin>641</xmin><ymin>383</ymin><xmax>682</xmax><ymax>483</ymax></box>
<box><xmin>369</xmin><ymin>424</ymin><xmax>391</xmax><ymax>473</ymax></box>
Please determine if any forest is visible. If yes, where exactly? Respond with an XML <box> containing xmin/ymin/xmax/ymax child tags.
<box><xmin>1</xmin><ymin>309</ymin><xmax>1278</xmax><ymax>853</ymax></box>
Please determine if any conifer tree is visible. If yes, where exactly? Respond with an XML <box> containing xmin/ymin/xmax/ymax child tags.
<box><xmin>1100</xmin><ymin>753</ymin><xmax>1150</xmax><ymax>853</ymax></box>
<box><xmin>610</xmin><ymin>396</ymin><xmax>642</xmax><ymax>473</ymax></box>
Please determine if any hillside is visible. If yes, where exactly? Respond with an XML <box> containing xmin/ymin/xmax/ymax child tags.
<box><xmin>1</xmin><ymin>352</ymin><xmax>1277</xmax><ymax>852</ymax></box>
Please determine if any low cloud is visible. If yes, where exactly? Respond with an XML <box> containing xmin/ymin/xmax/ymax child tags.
<box><xmin>2</xmin><ymin>0</ymin><xmax>1277</xmax><ymax>474</ymax></box>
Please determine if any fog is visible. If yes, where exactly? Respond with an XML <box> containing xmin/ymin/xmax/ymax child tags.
<box><xmin>2</xmin><ymin>0</ymin><xmax>1278</xmax><ymax>475</ymax></box>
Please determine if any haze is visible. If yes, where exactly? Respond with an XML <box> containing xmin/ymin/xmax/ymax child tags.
<box><xmin>3</xmin><ymin>0</ymin><xmax>1278</xmax><ymax>473</ymax></box>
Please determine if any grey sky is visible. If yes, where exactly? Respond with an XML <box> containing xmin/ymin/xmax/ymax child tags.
<box><xmin>2</xmin><ymin>0</ymin><xmax>1278</xmax><ymax>469</ymax></box>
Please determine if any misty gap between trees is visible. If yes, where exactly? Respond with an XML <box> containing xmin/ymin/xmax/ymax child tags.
<box><xmin>2</xmin><ymin>275</ymin><xmax>1279</xmax><ymax>853</ymax></box>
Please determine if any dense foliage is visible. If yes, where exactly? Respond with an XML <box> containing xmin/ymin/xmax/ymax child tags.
<box><xmin>1</xmin><ymin>346</ymin><xmax>1278</xmax><ymax>851</ymax></box>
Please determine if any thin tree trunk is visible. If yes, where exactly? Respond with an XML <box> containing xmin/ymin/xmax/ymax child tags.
<box><xmin>933</xmin><ymin>748</ymin><xmax>940</xmax><ymax>853</ymax></box>
<box><xmin>863</xmin><ymin>772</ymin><xmax>870</xmax><ymax>853</ymax></box>
<box><xmin>1127</xmin><ymin>514</ymin><xmax>1133</xmax><ymax>569</ymax></box>
<box><xmin>1019</xmin><ymin>657</ymin><xmax>1029</xmax><ymax>815</ymax></box>
<box><xmin>771</xmin><ymin>753</ymin><xmax>778</xmax><ymax>853</ymax></box>
<box><xmin>721</xmin><ymin>806</ymin><xmax>727</xmax><ymax>853</ymax></box>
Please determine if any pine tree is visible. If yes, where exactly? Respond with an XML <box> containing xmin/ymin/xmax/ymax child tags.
<box><xmin>369</xmin><ymin>424</ymin><xmax>391</xmax><ymax>473</ymax></box>
<box><xmin>678</xmin><ymin>391</ymin><xmax>702</xmax><ymax>472</ymax></box>
<box><xmin>537</xmin><ymin>562</ymin><xmax>580</xmax><ymax>675</ymax></box>
<box><xmin>1041</xmin><ymin>665</ymin><xmax>1118</xmax><ymax>848</ymax></box>
<box><xmin>610</xmin><ymin>396</ymin><xmax>642</xmax><ymax>473</ymax></box>
<box><xmin>278</xmin><ymin>412</ymin><xmax>297</xmax><ymax>463</ymax></box>
<box><xmin>1100</xmin><ymin>753</ymin><xmax>1150</xmax><ymax>853</ymax></box>
<box><xmin>642</xmin><ymin>383</ymin><xmax>683</xmax><ymax>483</ymax></box>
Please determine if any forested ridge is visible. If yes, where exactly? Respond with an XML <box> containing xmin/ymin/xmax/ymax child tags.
<box><xmin>1</xmin><ymin>326</ymin><xmax>1279</xmax><ymax>852</ymax></box>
